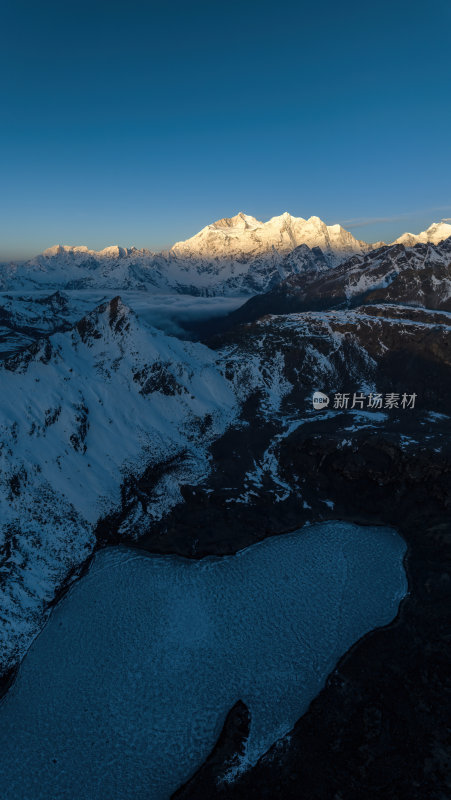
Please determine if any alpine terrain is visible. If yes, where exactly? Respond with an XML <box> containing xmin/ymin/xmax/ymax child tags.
<box><xmin>0</xmin><ymin>214</ymin><xmax>450</xmax><ymax>800</ymax></box>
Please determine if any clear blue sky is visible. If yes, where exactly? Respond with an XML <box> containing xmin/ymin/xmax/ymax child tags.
<box><xmin>1</xmin><ymin>0</ymin><xmax>450</xmax><ymax>260</ymax></box>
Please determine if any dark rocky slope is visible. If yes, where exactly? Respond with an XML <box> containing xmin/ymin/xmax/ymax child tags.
<box><xmin>221</xmin><ymin>237</ymin><xmax>451</xmax><ymax>330</ymax></box>
<box><xmin>172</xmin><ymin>432</ymin><xmax>451</xmax><ymax>800</ymax></box>
<box><xmin>98</xmin><ymin>304</ymin><xmax>451</xmax><ymax>556</ymax></box>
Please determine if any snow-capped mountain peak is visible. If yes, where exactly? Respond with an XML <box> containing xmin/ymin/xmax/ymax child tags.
<box><xmin>393</xmin><ymin>220</ymin><xmax>451</xmax><ymax>248</ymax></box>
<box><xmin>211</xmin><ymin>212</ymin><xmax>260</xmax><ymax>230</ymax></box>
<box><xmin>42</xmin><ymin>245</ymin><xmax>91</xmax><ymax>257</ymax></box>
<box><xmin>170</xmin><ymin>211</ymin><xmax>374</xmax><ymax>264</ymax></box>
<box><xmin>42</xmin><ymin>244</ymin><xmax>132</xmax><ymax>259</ymax></box>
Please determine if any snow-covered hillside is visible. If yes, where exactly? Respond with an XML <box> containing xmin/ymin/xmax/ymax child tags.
<box><xmin>0</xmin><ymin>297</ymin><xmax>237</xmax><ymax>674</ymax></box>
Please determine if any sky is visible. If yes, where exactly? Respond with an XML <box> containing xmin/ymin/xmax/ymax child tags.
<box><xmin>1</xmin><ymin>0</ymin><xmax>450</xmax><ymax>260</ymax></box>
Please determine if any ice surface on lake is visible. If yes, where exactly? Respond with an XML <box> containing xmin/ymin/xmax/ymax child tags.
<box><xmin>0</xmin><ymin>522</ymin><xmax>407</xmax><ymax>800</ymax></box>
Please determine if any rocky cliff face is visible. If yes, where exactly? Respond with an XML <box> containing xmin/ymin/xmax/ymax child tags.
<box><xmin>131</xmin><ymin>303</ymin><xmax>451</xmax><ymax>558</ymax></box>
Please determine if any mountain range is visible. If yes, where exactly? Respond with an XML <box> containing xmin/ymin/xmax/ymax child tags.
<box><xmin>2</xmin><ymin>214</ymin><xmax>451</xmax><ymax>296</ymax></box>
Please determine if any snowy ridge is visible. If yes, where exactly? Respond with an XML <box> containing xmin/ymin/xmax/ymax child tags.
<box><xmin>335</xmin><ymin>238</ymin><xmax>451</xmax><ymax>306</ymax></box>
<box><xmin>171</xmin><ymin>212</ymin><xmax>379</xmax><ymax>265</ymax></box>
<box><xmin>0</xmin><ymin>243</ymin><xmax>327</xmax><ymax>297</ymax></box>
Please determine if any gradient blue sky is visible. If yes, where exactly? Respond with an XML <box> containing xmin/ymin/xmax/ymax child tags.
<box><xmin>1</xmin><ymin>0</ymin><xmax>450</xmax><ymax>260</ymax></box>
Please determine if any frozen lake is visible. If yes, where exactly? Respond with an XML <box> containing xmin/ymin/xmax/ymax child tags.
<box><xmin>0</xmin><ymin>522</ymin><xmax>407</xmax><ymax>799</ymax></box>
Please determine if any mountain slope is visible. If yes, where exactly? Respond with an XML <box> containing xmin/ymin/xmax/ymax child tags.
<box><xmin>0</xmin><ymin>247</ymin><xmax>168</xmax><ymax>292</ymax></box>
<box><xmin>226</xmin><ymin>237</ymin><xmax>451</xmax><ymax>326</ymax></box>
<box><xmin>0</xmin><ymin>297</ymin><xmax>237</xmax><ymax>675</ymax></box>
<box><xmin>0</xmin><ymin>290</ymin><xmax>86</xmax><ymax>357</ymax></box>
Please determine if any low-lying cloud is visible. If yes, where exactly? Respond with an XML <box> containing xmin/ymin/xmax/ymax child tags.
<box><xmin>121</xmin><ymin>292</ymin><xmax>248</xmax><ymax>337</ymax></box>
